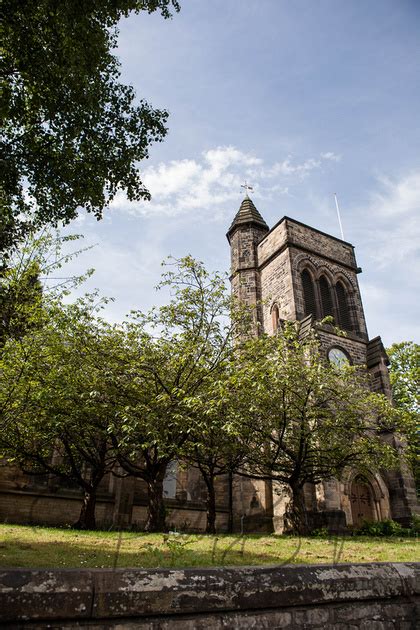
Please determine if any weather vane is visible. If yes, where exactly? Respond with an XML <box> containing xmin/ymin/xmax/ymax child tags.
<box><xmin>241</xmin><ymin>181</ymin><xmax>253</xmax><ymax>198</ymax></box>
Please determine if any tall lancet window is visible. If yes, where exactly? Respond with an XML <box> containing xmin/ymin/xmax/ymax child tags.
<box><xmin>271</xmin><ymin>304</ymin><xmax>280</xmax><ymax>332</ymax></box>
<box><xmin>319</xmin><ymin>275</ymin><xmax>334</xmax><ymax>318</ymax></box>
<box><xmin>301</xmin><ymin>270</ymin><xmax>317</xmax><ymax>317</ymax></box>
<box><xmin>336</xmin><ymin>281</ymin><xmax>353</xmax><ymax>331</ymax></box>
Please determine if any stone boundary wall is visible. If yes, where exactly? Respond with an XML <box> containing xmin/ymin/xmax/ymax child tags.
<box><xmin>1</xmin><ymin>562</ymin><xmax>418</xmax><ymax>628</ymax></box>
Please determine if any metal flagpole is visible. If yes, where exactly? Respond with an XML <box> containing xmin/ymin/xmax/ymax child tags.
<box><xmin>334</xmin><ymin>193</ymin><xmax>345</xmax><ymax>240</ymax></box>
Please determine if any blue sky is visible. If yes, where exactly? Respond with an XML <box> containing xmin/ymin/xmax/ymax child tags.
<box><xmin>67</xmin><ymin>0</ymin><xmax>420</xmax><ymax>345</ymax></box>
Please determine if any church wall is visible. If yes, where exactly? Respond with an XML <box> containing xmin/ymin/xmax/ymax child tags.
<box><xmin>285</xmin><ymin>218</ymin><xmax>357</xmax><ymax>269</ymax></box>
<box><xmin>0</xmin><ymin>487</ymin><xmax>233</xmax><ymax>532</ymax></box>
<box><xmin>260</xmin><ymin>249</ymin><xmax>295</xmax><ymax>327</ymax></box>
<box><xmin>229</xmin><ymin>224</ymin><xmax>267</xmax><ymax>333</ymax></box>
<box><xmin>130</xmin><ymin>504</ymin><xmax>229</xmax><ymax>533</ymax></box>
<box><xmin>0</xmin><ymin>489</ymin><xmax>115</xmax><ymax>527</ymax></box>
<box><xmin>229</xmin><ymin>225</ymin><xmax>262</xmax><ymax>273</ymax></box>
<box><xmin>231</xmin><ymin>476</ymin><xmax>272</xmax><ymax>530</ymax></box>
<box><xmin>0</xmin><ymin>459</ymin><xmax>234</xmax><ymax>532</ymax></box>
<box><xmin>288</xmin><ymin>247</ymin><xmax>368</xmax><ymax>338</ymax></box>
<box><xmin>257</xmin><ymin>221</ymin><xmax>288</xmax><ymax>268</ymax></box>
<box><xmin>368</xmin><ymin>358</ymin><xmax>393</xmax><ymax>398</ymax></box>
<box><xmin>230</xmin><ymin>269</ymin><xmax>260</xmax><ymax>309</ymax></box>
<box><xmin>316</xmin><ymin>328</ymin><xmax>367</xmax><ymax>365</ymax></box>
<box><xmin>257</xmin><ymin>217</ymin><xmax>358</xmax><ymax>271</ymax></box>
<box><xmin>0</xmin><ymin>460</ymin><xmax>30</xmax><ymax>491</ymax></box>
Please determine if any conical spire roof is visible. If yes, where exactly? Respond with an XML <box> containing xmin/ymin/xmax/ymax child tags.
<box><xmin>226</xmin><ymin>197</ymin><xmax>269</xmax><ymax>240</ymax></box>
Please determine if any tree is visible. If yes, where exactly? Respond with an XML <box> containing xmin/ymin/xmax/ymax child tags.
<box><xmin>0</xmin><ymin>231</ymin><xmax>92</xmax><ymax>346</ymax></box>
<box><xmin>112</xmin><ymin>257</ymin><xmax>241</xmax><ymax>532</ymax></box>
<box><xmin>236</xmin><ymin>323</ymin><xmax>405</xmax><ymax>534</ymax></box>
<box><xmin>387</xmin><ymin>342</ymin><xmax>419</xmax><ymax>414</ymax></box>
<box><xmin>1</xmin><ymin>1</ymin><xmax>180</xmax><ymax>255</ymax></box>
<box><xmin>387</xmin><ymin>341</ymin><xmax>420</xmax><ymax>495</ymax></box>
<box><xmin>0</xmin><ymin>259</ymin><xmax>42</xmax><ymax>345</ymax></box>
<box><xmin>183</xmin><ymin>369</ymin><xmax>252</xmax><ymax>534</ymax></box>
<box><xmin>0</xmin><ymin>296</ymin><xmax>122</xmax><ymax>529</ymax></box>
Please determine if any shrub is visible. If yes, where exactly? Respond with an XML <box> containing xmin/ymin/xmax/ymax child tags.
<box><xmin>355</xmin><ymin>519</ymin><xmax>408</xmax><ymax>537</ymax></box>
<box><xmin>410</xmin><ymin>514</ymin><xmax>420</xmax><ymax>534</ymax></box>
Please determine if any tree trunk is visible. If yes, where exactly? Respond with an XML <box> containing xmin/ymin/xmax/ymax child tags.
<box><xmin>284</xmin><ymin>483</ymin><xmax>309</xmax><ymax>535</ymax></box>
<box><xmin>145</xmin><ymin>466</ymin><xmax>167</xmax><ymax>532</ymax></box>
<box><xmin>73</xmin><ymin>489</ymin><xmax>97</xmax><ymax>530</ymax></box>
<box><xmin>227</xmin><ymin>470</ymin><xmax>234</xmax><ymax>534</ymax></box>
<box><xmin>204</xmin><ymin>474</ymin><xmax>217</xmax><ymax>534</ymax></box>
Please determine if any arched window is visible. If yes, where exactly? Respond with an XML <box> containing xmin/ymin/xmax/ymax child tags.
<box><xmin>301</xmin><ymin>269</ymin><xmax>317</xmax><ymax>317</ymax></box>
<box><xmin>336</xmin><ymin>281</ymin><xmax>353</xmax><ymax>331</ymax></box>
<box><xmin>271</xmin><ymin>304</ymin><xmax>280</xmax><ymax>332</ymax></box>
<box><xmin>319</xmin><ymin>275</ymin><xmax>334</xmax><ymax>318</ymax></box>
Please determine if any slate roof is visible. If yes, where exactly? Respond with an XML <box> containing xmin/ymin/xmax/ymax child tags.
<box><xmin>226</xmin><ymin>197</ymin><xmax>269</xmax><ymax>239</ymax></box>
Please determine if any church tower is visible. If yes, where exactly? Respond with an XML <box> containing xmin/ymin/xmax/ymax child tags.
<box><xmin>227</xmin><ymin>198</ymin><xmax>419</xmax><ymax>531</ymax></box>
<box><xmin>227</xmin><ymin>196</ymin><xmax>269</xmax><ymax>333</ymax></box>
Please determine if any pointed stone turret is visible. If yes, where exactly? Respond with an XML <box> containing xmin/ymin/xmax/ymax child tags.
<box><xmin>227</xmin><ymin>197</ymin><xmax>269</xmax><ymax>331</ymax></box>
<box><xmin>226</xmin><ymin>197</ymin><xmax>269</xmax><ymax>243</ymax></box>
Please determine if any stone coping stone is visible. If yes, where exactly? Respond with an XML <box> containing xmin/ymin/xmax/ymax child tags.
<box><xmin>0</xmin><ymin>562</ymin><xmax>419</xmax><ymax>624</ymax></box>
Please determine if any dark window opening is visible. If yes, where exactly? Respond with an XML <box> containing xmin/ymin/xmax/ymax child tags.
<box><xmin>301</xmin><ymin>270</ymin><xmax>317</xmax><ymax>317</ymax></box>
<box><xmin>319</xmin><ymin>275</ymin><xmax>334</xmax><ymax>318</ymax></box>
<box><xmin>336</xmin><ymin>281</ymin><xmax>353</xmax><ymax>331</ymax></box>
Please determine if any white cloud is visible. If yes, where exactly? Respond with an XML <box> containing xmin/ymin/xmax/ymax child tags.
<box><xmin>260</xmin><ymin>157</ymin><xmax>321</xmax><ymax>178</ymax></box>
<box><xmin>110</xmin><ymin>146</ymin><xmax>341</xmax><ymax>219</ymax></box>
<box><xmin>350</xmin><ymin>167</ymin><xmax>420</xmax><ymax>345</ymax></box>
<box><xmin>361</xmin><ymin>170</ymin><xmax>420</xmax><ymax>270</ymax></box>
<box><xmin>369</xmin><ymin>171</ymin><xmax>420</xmax><ymax>217</ymax></box>
<box><xmin>320</xmin><ymin>152</ymin><xmax>342</xmax><ymax>162</ymax></box>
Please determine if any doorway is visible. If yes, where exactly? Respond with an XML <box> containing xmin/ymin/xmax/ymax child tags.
<box><xmin>350</xmin><ymin>476</ymin><xmax>376</xmax><ymax>527</ymax></box>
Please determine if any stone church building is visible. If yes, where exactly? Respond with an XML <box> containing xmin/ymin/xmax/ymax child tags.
<box><xmin>0</xmin><ymin>197</ymin><xmax>418</xmax><ymax>531</ymax></box>
<box><xmin>225</xmin><ymin>196</ymin><xmax>418</xmax><ymax>532</ymax></box>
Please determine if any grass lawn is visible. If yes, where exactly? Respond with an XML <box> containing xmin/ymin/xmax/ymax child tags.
<box><xmin>0</xmin><ymin>524</ymin><xmax>418</xmax><ymax>569</ymax></box>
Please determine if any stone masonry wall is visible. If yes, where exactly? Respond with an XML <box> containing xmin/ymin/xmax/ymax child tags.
<box><xmin>260</xmin><ymin>249</ymin><xmax>295</xmax><ymax>327</ymax></box>
<box><xmin>285</xmin><ymin>218</ymin><xmax>357</xmax><ymax>268</ymax></box>
<box><xmin>316</xmin><ymin>328</ymin><xmax>367</xmax><ymax>365</ymax></box>
<box><xmin>258</xmin><ymin>219</ymin><xmax>288</xmax><ymax>267</ymax></box>
<box><xmin>258</xmin><ymin>217</ymin><xmax>356</xmax><ymax>270</ymax></box>
<box><xmin>1</xmin><ymin>563</ymin><xmax>418</xmax><ymax>628</ymax></box>
<box><xmin>0</xmin><ymin>490</ymin><xmax>115</xmax><ymax>528</ymax></box>
<box><xmin>0</xmin><ymin>489</ymin><xmax>231</xmax><ymax>533</ymax></box>
<box><xmin>256</xmin><ymin>217</ymin><xmax>368</xmax><ymax>337</ymax></box>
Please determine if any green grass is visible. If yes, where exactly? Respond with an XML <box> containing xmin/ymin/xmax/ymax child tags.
<box><xmin>0</xmin><ymin>524</ymin><xmax>418</xmax><ymax>569</ymax></box>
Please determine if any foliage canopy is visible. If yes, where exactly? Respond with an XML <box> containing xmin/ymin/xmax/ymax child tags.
<box><xmin>1</xmin><ymin>1</ymin><xmax>180</xmax><ymax>254</ymax></box>
<box><xmin>236</xmin><ymin>324</ymin><xmax>404</xmax><ymax>533</ymax></box>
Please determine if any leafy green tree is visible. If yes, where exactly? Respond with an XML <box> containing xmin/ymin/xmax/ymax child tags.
<box><xmin>387</xmin><ymin>342</ymin><xmax>419</xmax><ymax>413</ymax></box>
<box><xmin>387</xmin><ymin>341</ymin><xmax>420</xmax><ymax>495</ymax></box>
<box><xmin>236</xmin><ymin>323</ymin><xmax>405</xmax><ymax>535</ymax></box>
<box><xmin>0</xmin><ymin>231</ymin><xmax>92</xmax><ymax>346</ymax></box>
<box><xmin>1</xmin><ymin>1</ymin><xmax>180</xmax><ymax>254</ymax></box>
<box><xmin>0</xmin><ymin>259</ymin><xmax>42</xmax><ymax>345</ymax></box>
<box><xmin>183</xmin><ymin>370</ymin><xmax>252</xmax><ymax>534</ymax></box>
<box><xmin>0</xmin><ymin>296</ymin><xmax>122</xmax><ymax>529</ymax></box>
<box><xmin>112</xmin><ymin>257</ymin><xmax>241</xmax><ymax>532</ymax></box>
